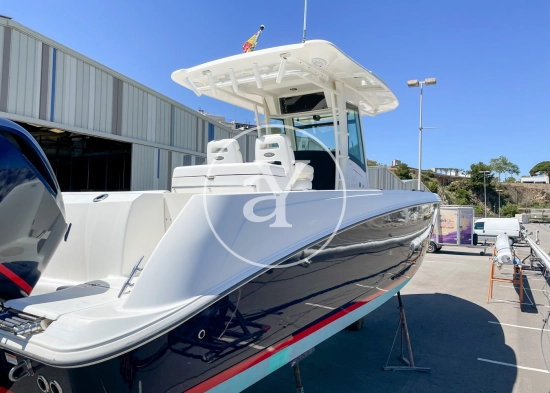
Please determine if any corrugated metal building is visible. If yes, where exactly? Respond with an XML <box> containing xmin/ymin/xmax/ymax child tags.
<box><xmin>0</xmin><ymin>16</ymin><xmax>256</xmax><ymax>191</ymax></box>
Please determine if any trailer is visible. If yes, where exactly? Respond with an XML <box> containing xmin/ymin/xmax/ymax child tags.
<box><xmin>429</xmin><ymin>205</ymin><xmax>489</xmax><ymax>255</ymax></box>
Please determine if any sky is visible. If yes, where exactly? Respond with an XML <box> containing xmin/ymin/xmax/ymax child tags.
<box><xmin>3</xmin><ymin>0</ymin><xmax>549</xmax><ymax>176</ymax></box>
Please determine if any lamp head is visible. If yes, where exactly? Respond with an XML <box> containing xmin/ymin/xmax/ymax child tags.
<box><xmin>425</xmin><ymin>78</ymin><xmax>437</xmax><ymax>85</ymax></box>
<box><xmin>407</xmin><ymin>80</ymin><xmax>419</xmax><ymax>88</ymax></box>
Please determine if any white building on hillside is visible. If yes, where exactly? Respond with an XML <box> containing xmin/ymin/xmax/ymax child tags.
<box><xmin>520</xmin><ymin>175</ymin><xmax>549</xmax><ymax>184</ymax></box>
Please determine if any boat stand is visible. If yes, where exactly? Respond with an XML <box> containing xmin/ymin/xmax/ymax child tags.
<box><xmin>487</xmin><ymin>247</ymin><xmax>523</xmax><ymax>304</ymax></box>
<box><xmin>289</xmin><ymin>347</ymin><xmax>315</xmax><ymax>393</ymax></box>
<box><xmin>292</xmin><ymin>362</ymin><xmax>304</xmax><ymax>393</ymax></box>
<box><xmin>383</xmin><ymin>292</ymin><xmax>430</xmax><ymax>372</ymax></box>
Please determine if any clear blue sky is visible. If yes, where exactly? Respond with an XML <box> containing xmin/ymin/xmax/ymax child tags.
<box><xmin>4</xmin><ymin>0</ymin><xmax>549</xmax><ymax>176</ymax></box>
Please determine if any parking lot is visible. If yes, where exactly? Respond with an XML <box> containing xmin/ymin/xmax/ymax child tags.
<box><xmin>246</xmin><ymin>224</ymin><xmax>550</xmax><ymax>393</ymax></box>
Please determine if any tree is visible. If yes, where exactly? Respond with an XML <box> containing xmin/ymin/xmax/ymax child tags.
<box><xmin>454</xmin><ymin>188</ymin><xmax>470</xmax><ymax>205</ymax></box>
<box><xmin>467</xmin><ymin>162</ymin><xmax>494</xmax><ymax>191</ymax></box>
<box><xmin>489</xmin><ymin>156</ymin><xmax>520</xmax><ymax>182</ymax></box>
<box><xmin>530</xmin><ymin>161</ymin><xmax>550</xmax><ymax>177</ymax></box>
<box><xmin>500</xmin><ymin>204</ymin><xmax>520</xmax><ymax>217</ymax></box>
<box><xmin>427</xmin><ymin>180</ymin><xmax>438</xmax><ymax>193</ymax></box>
<box><xmin>367</xmin><ymin>159</ymin><xmax>380</xmax><ymax>166</ymax></box>
<box><xmin>395</xmin><ymin>163</ymin><xmax>412</xmax><ymax>180</ymax></box>
<box><xmin>504</xmin><ymin>176</ymin><xmax>516</xmax><ymax>183</ymax></box>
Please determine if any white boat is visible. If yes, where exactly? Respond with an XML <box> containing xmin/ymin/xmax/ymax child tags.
<box><xmin>0</xmin><ymin>40</ymin><xmax>439</xmax><ymax>392</ymax></box>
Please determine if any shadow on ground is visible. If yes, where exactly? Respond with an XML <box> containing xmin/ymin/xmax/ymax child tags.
<box><xmin>245</xmin><ymin>293</ymin><xmax>517</xmax><ymax>393</ymax></box>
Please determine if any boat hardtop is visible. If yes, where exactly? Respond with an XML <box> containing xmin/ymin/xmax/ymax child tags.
<box><xmin>172</xmin><ymin>40</ymin><xmax>398</xmax><ymax>117</ymax></box>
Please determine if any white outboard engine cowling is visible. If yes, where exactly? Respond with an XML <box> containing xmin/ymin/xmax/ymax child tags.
<box><xmin>0</xmin><ymin>118</ymin><xmax>67</xmax><ymax>301</ymax></box>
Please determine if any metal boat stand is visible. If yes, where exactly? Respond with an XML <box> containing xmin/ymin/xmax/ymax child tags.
<box><xmin>383</xmin><ymin>292</ymin><xmax>430</xmax><ymax>372</ymax></box>
<box><xmin>290</xmin><ymin>347</ymin><xmax>315</xmax><ymax>392</ymax></box>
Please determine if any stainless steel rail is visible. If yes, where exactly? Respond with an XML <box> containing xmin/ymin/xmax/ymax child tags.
<box><xmin>525</xmin><ymin>237</ymin><xmax>550</xmax><ymax>271</ymax></box>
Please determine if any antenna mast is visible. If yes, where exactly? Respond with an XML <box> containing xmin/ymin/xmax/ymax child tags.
<box><xmin>302</xmin><ymin>0</ymin><xmax>308</xmax><ymax>43</ymax></box>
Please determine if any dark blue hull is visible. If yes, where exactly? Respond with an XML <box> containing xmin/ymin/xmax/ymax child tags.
<box><xmin>0</xmin><ymin>202</ymin><xmax>436</xmax><ymax>393</ymax></box>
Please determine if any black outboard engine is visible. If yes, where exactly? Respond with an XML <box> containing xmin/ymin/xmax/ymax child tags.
<box><xmin>0</xmin><ymin>119</ymin><xmax>67</xmax><ymax>301</ymax></box>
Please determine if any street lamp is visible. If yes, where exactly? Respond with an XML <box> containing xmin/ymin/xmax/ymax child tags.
<box><xmin>481</xmin><ymin>170</ymin><xmax>491</xmax><ymax>218</ymax></box>
<box><xmin>407</xmin><ymin>78</ymin><xmax>439</xmax><ymax>190</ymax></box>
<box><xmin>496</xmin><ymin>189</ymin><xmax>503</xmax><ymax>217</ymax></box>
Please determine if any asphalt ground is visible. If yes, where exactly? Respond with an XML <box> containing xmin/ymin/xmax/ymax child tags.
<box><xmin>245</xmin><ymin>223</ymin><xmax>550</xmax><ymax>393</ymax></box>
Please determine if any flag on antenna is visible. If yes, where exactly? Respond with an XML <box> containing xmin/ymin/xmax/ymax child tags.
<box><xmin>242</xmin><ymin>25</ymin><xmax>265</xmax><ymax>53</ymax></box>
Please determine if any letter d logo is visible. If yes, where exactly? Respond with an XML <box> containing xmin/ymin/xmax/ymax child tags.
<box><xmin>242</xmin><ymin>194</ymin><xmax>292</xmax><ymax>228</ymax></box>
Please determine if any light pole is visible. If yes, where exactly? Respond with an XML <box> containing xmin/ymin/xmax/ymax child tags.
<box><xmin>407</xmin><ymin>78</ymin><xmax>439</xmax><ymax>190</ymax></box>
<box><xmin>481</xmin><ymin>170</ymin><xmax>491</xmax><ymax>218</ymax></box>
<box><xmin>496</xmin><ymin>189</ymin><xmax>503</xmax><ymax>217</ymax></box>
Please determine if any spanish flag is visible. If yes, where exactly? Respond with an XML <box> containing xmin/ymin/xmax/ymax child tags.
<box><xmin>242</xmin><ymin>25</ymin><xmax>265</xmax><ymax>53</ymax></box>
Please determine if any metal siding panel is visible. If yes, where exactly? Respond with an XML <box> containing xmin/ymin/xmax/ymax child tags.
<box><xmin>15</xmin><ymin>31</ymin><xmax>28</xmax><ymax>116</ymax></box>
<box><xmin>183</xmin><ymin>110</ymin><xmax>188</xmax><ymax>148</ymax></box>
<box><xmin>170</xmin><ymin>105</ymin><xmax>175</xmax><ymax>146</ymax></box>
<box><xmin>93</xmin><ymin>68</ymin><xmax>101</xmax><ymax>131</ymax></box>
<box><xmin>162</xmin><ymin>101</ymin><xmax>171</xmax><ymax>145</ymax></box>
<box><xmin>117</xmin><ymin>78</ymin><xmax>123</xmax><ymax>136</ymax></box>
<box><xmin>105</xmin><ymin>74</ymin><xmax>113</xmax><ymax>133</ymax></box>
<box><xmin>61</xmin><ymin>53</ymin><xmax>70</xmax><ymax>124</ymax></box>
<box><xmin>0</xmin><ymin>27</ymin><xmax>8</xmax><ymax>113</ymax></box>
<box><xmin>32</xmin><ymin>39</ymin><xmax>41</xmax><ymax>118</ymax></box>
<box><xmin>99</xmin><ymin>70</ymin><xmax>107</xmax><ymax>132</ymax></box>
<box><xmin>53</xmin><ymin>51</ymin><xmax>64</xmax><ymax>123</ymax></box>
<box><xmin>155</xmin><ymin>99</ymin><xmax>161</xmax><ymax>143</ymax></box>
<box><xmin>69</xmin><ymin>56</ymin><xmax>77</xmax><ymax>125</ymax></box>
<box><xmin>23</xmin><ymin>35</ymin><xmax>36</xmax><ymax>117</ymax></box>
<box><xmin>132</xmin><ymin>86</ymin><xmax>139</xmax><ymax>138</ymax></box>
<box><xmin>147</xmin><ymin>94</ymin><xmax>155</xmax><ymax>142</ymax></box>
<box><xmin>101</xmin><ymin>71</ymin><xmax>107</xmax><ymax>132</ymax></box>
<box><xmin>81</xmin><ymin>62</ymin><xmax>90</xmax><ymax>128</ymax></box>
<box><xmin>48</xmin><ymin>47</ymin><xmax>55</xmax><ymax>121</ymax></box>
<box><xmin>155</xmin><ymin>99</ymin><xmax>161</xmax><ymax>144</ymax></box>
<box><xmin>174</xmin><ymin>108</ymin><xmax>181</xmax><ymax>148</ymax></box>
<box><xmin>129</xmin><ymin>85</ymin><xmax>135</xmax><ymax>138</ymax></box>
<box><xmin>160</xmin><ymin>149</ymin><xmax>169</xmax><ymax>190</ymax></box>
<box><xmin>7</xmin><ymin>29</ymin><xmax>19</xmax><ymax>114</ymax></box>
<box><xmin>190</xmin><ymin>116</ymin><xmax>197</xmax><ymax>152</ymax></box>
<box><xmin>138</xmin><ymin>88</ymin><xmax>145</xmax><ymax>140</ymax></box>
<box><xmin>75</xmin><ymin>60</ymin><xmax>84</xmax><ymax>127</ymax></box>
<box><xmin>128</xmin><ymin>85</ymin><xmax>134</xmax><ymax>137</ymax></box>
<box><xmin>39</xmin><ymin>42</ymin><xmax>49</xmax><ymax>120</ymax></box>
<box><xmin>122</xmin><ymin>82</ymin><xmax>129</xmax><ymax>137</ymax></box>
<box><xmin>111</xmin><ymin>77</ymin><xmax>119</xmax><ymax>135</ymax></box>
<box><xmin>15</xmin><ymin>32</ymin><xmax>27</xmax><ymax>116</ymax></box>
<box><xmin>142</xmin><ymin>90</ymin><xmax>148</xmax><ymax>141</ymax></box>
<box><xmin>87</xmin><ymin>64</ymin><xmax>95</xmax><ymax>129</ymax></box>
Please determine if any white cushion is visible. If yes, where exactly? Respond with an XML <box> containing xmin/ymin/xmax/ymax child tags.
<box><xmin>255</xmin><ymin>135</ymin><xmax>295</xmax><ymax>175</ymax></box>
<box><xmin>207</xmin><ymin>139</ymin><xmax>243</xmax><ymax>164</ymax></box>
<box><xmin>294</xmin><ymin>162</ymin><xmax>314</xmax><ymax>181</ymax></box>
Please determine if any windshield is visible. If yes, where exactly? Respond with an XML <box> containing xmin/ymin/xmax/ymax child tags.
<box><xmin>292</xmin><ymin>113</ymin><xmax>335</xmax><ymax>152</ymax></box>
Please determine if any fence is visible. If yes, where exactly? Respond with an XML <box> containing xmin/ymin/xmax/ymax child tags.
<box><xmin>368</xmin><ymin>166</ymin><xmax>429</xmax><ymax>192</ymax></box>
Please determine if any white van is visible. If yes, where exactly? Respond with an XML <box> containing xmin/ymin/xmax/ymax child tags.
<box><xmin>473</xmin><ymin>218</ymin><xmax>521</xmax><ymax>245</ymax></box>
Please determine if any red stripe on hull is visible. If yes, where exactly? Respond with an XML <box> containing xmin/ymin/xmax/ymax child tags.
<box><xmin>186</xmin><ymin>276</ymin><xmax>408</xmax><ymax>392</ymax></box>
<box><xmin>0</xmin><ymin>265</ymin><xmax>32</xmax><ymax>295</ymax></box>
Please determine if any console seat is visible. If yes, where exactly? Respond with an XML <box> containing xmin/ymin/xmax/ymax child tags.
<box><xmin>172</xmin><ymin>136</ymin><xmax>314</xmax><ymax>194</ymax></box>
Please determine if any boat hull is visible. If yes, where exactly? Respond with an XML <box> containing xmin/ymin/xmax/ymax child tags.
<box><xmin>0</xmin><ymin>202</ymin><xmax>436</xmax><ymax>392</ymax></box>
